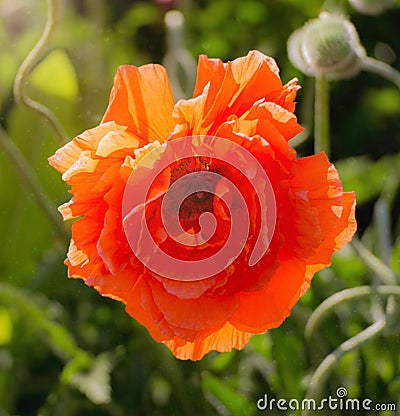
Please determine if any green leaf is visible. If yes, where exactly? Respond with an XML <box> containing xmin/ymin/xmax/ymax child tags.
<box><xmin>202</xmin><ymin>373</ymin><xmax>255</xmax><ymax>416</ymax></box>
<box><xmin>270</xmin><ymin>325</ymin><xmax>304</xmax><ymax>399</ymax></box>
<box><xmin>210</xmin><ymin>350</ymin><xmax>237</xmax><ymax>373</ymax></box>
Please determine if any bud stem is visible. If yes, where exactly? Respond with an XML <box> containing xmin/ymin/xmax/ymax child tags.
<box><xmin>361</xmin><ymin>56</ymin><xmax>400</xmax><ymax>90</ymax></box>
<box><xmin>303</xmin><ymin>318</ymin><xmax>386</xmax><ymax>408</ymax></box>
<box><xmin>314</xmin><ymin>74</ymin><xmax>330</xmax><ymax>157</ymax></box>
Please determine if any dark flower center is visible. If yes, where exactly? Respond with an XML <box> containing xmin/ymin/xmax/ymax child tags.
<box><xmin>167</xmin><ymin>157</ymin><xmax>219</xmax><ymax>225</ymax></box>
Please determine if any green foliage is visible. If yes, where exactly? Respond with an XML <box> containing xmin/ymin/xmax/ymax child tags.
<box><xmin>29</xmin><ymin>49</ymin><xmax>79</xmax><ymax>100</ymax></box>
<box><xmin>0</xmin><ymin>0</ymin><xmax>399</xmax><ymax>415</ymax></box>
<box><xmin>201</xmin><ymin>372</ymin><xmax>256</xmax><ymax>416</ymax></box>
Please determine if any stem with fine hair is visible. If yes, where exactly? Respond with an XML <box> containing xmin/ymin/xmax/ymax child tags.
<box><xmin>302</xmin><ymin>319</ymin><xmax>386</xmax><ymax>415</ymax></box>
<box><xmin>0</xmin><ymin>126</ymin><xmax>68</xmax><ymax>240</ymax></box>
<box><xmin>13</xmin><ymin>0</ymin><xmax>69</xmax><ymax>145</ymax></box>
<box><xmin>314</xmin><ymin>74</ymin><xmax>330</xmax><ymax>157</ymax></box>
<box><xmin>374</xmin><ymin>198</ymin><xmax>392</xmax><ymax>266</ymax></box>
<box><xmin>361</xmin><ymin>56</ymin><xmax>400</xmax><ymax>90</ymax></box>
<box><xmin>305</xmin><ymin>285</ymin><xmax>400</xmax><ymax>340</ymax></box>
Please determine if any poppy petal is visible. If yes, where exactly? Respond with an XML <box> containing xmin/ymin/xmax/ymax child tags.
<box><xmin>102</xmin><ymin>65</ymin><xmax>175</xmax><ymax>143</ymax></box>
<box><xmin>229</xmin><ymin>258</ymin><xmax>307</xmax><ymax>333</ymax></box>
<box><xmin>48</xmin><ymin>122</ymin><xmax>129</xmax><ymax>173</ymax></box>
<box><xmin>164</xmin><ymin>322</ymin><xmax>253</xmax><ymax>361</ymax></box>
<box><xmin>86</xmin><ymin>266</ymin><xmax>138</xmax><ymax>303</ymax></box>
<box><xmin>244</xmin><ymin>100</ymin><xmax>303</xmax><ymax>141</ymax></box>
<box><xmin>97</xmin><ymin>172</ymin><xmax>133</xmax><ymax>275</ymax></box>
<box><xmin>145</xmin><ymin>277</ymin><xmax>239</xmax><ymax>337</ymax></box>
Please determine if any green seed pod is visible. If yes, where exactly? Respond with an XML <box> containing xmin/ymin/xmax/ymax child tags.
<box><xmin>287</xmin><ymin>12</ymin><xmax>366</xmax><ymax>79</ymax></box>
<box><xmin>349</xmin><ymin>0</ymin><xmax>395</xmax><ymax>16</ymax></box>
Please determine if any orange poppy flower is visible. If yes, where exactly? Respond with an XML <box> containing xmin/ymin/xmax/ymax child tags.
<box><xmin>49</xmin><ymin>51</ymin><xmax>356</xmax><ymax>360</ymax></box>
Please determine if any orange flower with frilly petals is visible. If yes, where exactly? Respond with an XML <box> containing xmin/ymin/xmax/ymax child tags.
<box><xmin>49</xmin><ymin>51</ymin><xmax>356</xmax><ymax>360</ymax></box>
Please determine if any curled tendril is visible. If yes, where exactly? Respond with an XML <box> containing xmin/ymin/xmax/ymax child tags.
<box><xmin>302</xmin><ymin>319</ymin><xmax>386</xmax><ymax>414</ymax></box>
<box><xmin>305</xmin><ymin>285</ymin><xmax>400</xmax><ymax>340</ymax></box>
<box><xmin>303</xmin><ymin>282</ymin><xmax>400</xmax><ymax>409</ymax></box>
<box><xmin>2</xmin><ymin>0</ymin><xmax>69</xmax><ymax>239</ymax></box>
<box><xmin>13</xmin><ymin>0</ymin><xmax>69</xmax><ymax>145</ymax></box>
<box><xmin>349</xmin><ymin>0</ymin><xmax>395</xmax><ymax>16</ymax></box>
<box><xmin>360</xmin><ymin>56</ymin><xmax>400</xmax><ymax>91</ymax></box>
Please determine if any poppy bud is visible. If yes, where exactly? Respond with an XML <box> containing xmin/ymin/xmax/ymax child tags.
<box><xmin>287</xmin><ymin>12</ymin><xmax>366</xmax><ymax>79</ymax></box>
<box><xmin>348</xmin><ymin>0</ymin><xmax>395</xmax><ymax>15</ymax></box>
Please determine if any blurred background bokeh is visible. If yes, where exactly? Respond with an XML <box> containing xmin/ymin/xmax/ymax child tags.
<box><xmin>1</xmin><ymin>0</ymin><xmax>400</xmax><ymax>415</ymax></box>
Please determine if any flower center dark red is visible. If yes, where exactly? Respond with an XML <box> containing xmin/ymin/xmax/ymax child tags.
<box><xmin>167</xmin><ymin>157</ymin><xmax>219</xmax><ymax>225</ymax></box>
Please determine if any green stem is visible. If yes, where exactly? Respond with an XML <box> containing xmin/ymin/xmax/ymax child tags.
<box><xmin>361</xmin><ymin>56</ymin><xmax>400</xmax><ymax>90</ymax></box>
<box><xmin>350</xmin><ymin>237</ymin><xmax>398</xmax><ymax>285</ymax></box>
<box><xmin>0</xmin><ymin>126</ymin><xmax>68</xmax><ymax>240</ymax></box>
<box><xmin>163</xmin><ymin>10</ymin><xmax>197</xmax><ymax>100</ymax></box>
<box><xmin>314</xmin><ymin>74</ymin><xmax>330</xmax><ymax>157</ymax></box>
<box><xmin>302</xmin><ymin>319</ymin><xmax>386</xmax><ymax>413</ymax></box>
<box><xmin>305</xmin><ymin>285</ymin><xmax>400</xmax><ymax>340</ymax></box>
<box><xmin>13</xmin><ymin>0</ymin><xmax>68</xmax><ymax>145</ymax></box>
<box><xmin>374</xmin><ymin>199</ymin><xmax>392</xmax><ymax>266</ymax></box>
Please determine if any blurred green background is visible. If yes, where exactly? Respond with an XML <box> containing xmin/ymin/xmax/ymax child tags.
<box><xmin>0</xmin><ymin>0</ymin><xmax>400</xmax><ymax>415</ymax></box>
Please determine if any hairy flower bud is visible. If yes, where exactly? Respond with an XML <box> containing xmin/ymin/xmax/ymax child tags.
<box><xmin>349</xmin><ymin>0</ymin><xmax>395</xmax><ymax>16</ymax></box>
<box><xmin>287</xmin><ymin>12</ymin><xmax>366</xmax><ymax>79</ymax></box>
